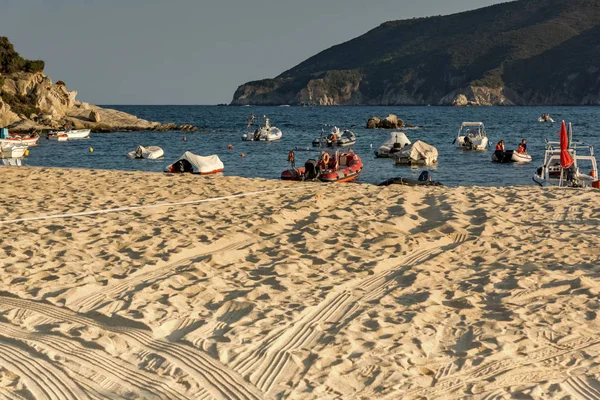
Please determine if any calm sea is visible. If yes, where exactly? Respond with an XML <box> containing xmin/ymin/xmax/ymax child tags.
<box><xmin>20</xmin><ymin>106</ymin><xmax>600</xmax><ymax>187</ymax></box>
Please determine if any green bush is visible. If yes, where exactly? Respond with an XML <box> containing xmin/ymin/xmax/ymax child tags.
<box><xmin>0</xmin><ymin>37</ymin><xmax>44</xmax><ymax>74</ymax></box>
<box><xmin>0</xmin><ymin>91</ymin><xmax>41</xmax><ymax>117</ymax></box>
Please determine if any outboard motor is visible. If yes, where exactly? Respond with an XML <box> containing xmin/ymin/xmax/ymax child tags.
<box><xmin>418</xmin><ymin>171</ymin><xmax>432</xmax><ymax>182</ymax></box>
<box><xmin>304</xmin><ymin>159</ymin><xmax>320</xmax><ymax>180</ymax></box>
<box><xmin>391</xmin><ymin>142</ymin><xmax>402</xmax><ymax>153</ymax></box>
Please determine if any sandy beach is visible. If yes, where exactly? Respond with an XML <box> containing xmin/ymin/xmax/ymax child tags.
<box><xmin>0</xmin><ymin>166</ymin><xmax>599</xmax><ymax>399</ymax></box>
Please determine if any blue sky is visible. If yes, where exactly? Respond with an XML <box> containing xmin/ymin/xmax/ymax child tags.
<box><xmin>1</xmin><ymin>0</ymin><xmax>507</xmax><ymax>104</ymax></box>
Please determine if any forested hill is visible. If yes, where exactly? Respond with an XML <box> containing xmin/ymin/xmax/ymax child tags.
<box><xmin>231</xmin><ymin>0</ymin><xmax>600</xmax><ymax>106</ymax></box>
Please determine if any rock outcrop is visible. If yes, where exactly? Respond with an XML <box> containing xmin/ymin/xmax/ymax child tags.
<box><xmin>0</xmin><ymin>37</ymin><xmax>198</xmax><ymax>133</ymax></box>
<box><xmin>366</xmin><ymin>114</ymin><xmax>405</xmax><ymax>129</ymax></box>
<box><xmin>1</xmin><ymin>72</ymin><xmax>199</xmax><ymax>133</ymax></box>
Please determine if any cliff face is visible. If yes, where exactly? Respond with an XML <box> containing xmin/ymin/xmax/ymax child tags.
<box><xmin>231</xmin><ymin>0</ymin><xmax>600</xmax><ymax>106</ymax></box>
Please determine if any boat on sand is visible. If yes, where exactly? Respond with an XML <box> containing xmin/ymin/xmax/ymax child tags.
<box><xmin>165</xmin><ymin>152</ymin><xmax>224</xmax><ymax>175</ymax></box>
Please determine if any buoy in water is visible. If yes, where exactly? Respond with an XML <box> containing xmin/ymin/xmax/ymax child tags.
<box><xmin>24</xmin><ymin>149</ymin><xmax>29</xmax><ymax>156</ymax></box>
<box><xmin>227</xmin><ymin>144</ymin><xmax>233</xmax><ymax>150</ymax></box>
<box><xmin>89</xmin><ymin>147</ymin><xmax>94</xmax><ymax>153</ymax></box>
<box><xmin>183</xmin><ymin>135</ymin><xmax>187</xmax><ymax>142</ymax></box>
<box><xmin>241</xmin><ymin>153</ymin><xmax>245</xmax><ymax>158</ymax></box>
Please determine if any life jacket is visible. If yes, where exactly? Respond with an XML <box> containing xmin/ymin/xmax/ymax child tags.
<box><xmin>495</xmin><ymin>143</ymin><xmax>503</xmax><ymax>151</ymax></box>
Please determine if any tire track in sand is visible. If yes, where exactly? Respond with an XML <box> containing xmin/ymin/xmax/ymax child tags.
<box><xmin>0</xmin><ymin>295</ymin><xmax>263</xmax><ymax>400</ymax></box>
<box><xmin>230</xmin><ymin>234</ymin><xmax>467</xmax><ymax>395</ymax></box>
<box><xmin>0</xmin><ymin>322</ymin><xmax>189</xmax><ymax>400</ymax></box>
<box><xmin>0</xmin><ymin>341</ymin><xmax>90</xmax><ymax>400</ymax></box>
<box><xmin>562</xmin><ymin>376</ymin><xmax>600</xmax><ymax>400</ymax></box>
<box><xmin>399</xmin><ymin>334</ymin><xmax>600</xmax><ymax>399</ymax></box>
<box><xmin>69</xmin><ymin>237</ymin><xmax>255</xmax><ymax>313</ymax></box>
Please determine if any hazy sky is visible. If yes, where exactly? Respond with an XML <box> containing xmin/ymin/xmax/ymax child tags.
<box><xmin>1</xmin><ymin>0</ymin><xmax>506</xmax><ymax>104</ymax></box>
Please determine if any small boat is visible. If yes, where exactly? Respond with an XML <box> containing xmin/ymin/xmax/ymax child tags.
<box><xmin>533</xmin><ymin>122</ymin><xmax>599</xmax><ymax>188</ymax></box>
<box><xmin>165</xmin><ymin>152</ymin><xmax>224</xmax><ymax>175</ymax></box>
<box><xmin>1</xmin><ymin>133</ymin><xmax>39</xmax><ymax>146</ymax></box>
<box><xmin>48</xmin><ymin>133</ymin><xmax>69</xmax><ymax>142</ymax></box>
<box><xmin>492</xmin><ymin>150</ymin><xmax>532</xmax><ymax>163</ymax></box>
<box><xmin>312</xmin><ymin>126</ymin><xmax>356</xmax><ymax>148</ymax></box>
<box><xmin>378</xmin><ymin>171</ymin><xmax>443</xmax><ymax>187</ymax></box>
<box><xmin>393</xmin><ymin>140</ymin><xmax>438</xmax><ymax>166</ymax></box>
<box><xmin>539</xmin><ymin>114</ymin><xmax>555</xmax><ymax>123</ymax></box>
<box><xmin>281</xmin><ymin>148</ymin><xmax>363</xmax><ymax>183</ymax></box>
<box><xmin>374</xmin><ymin>132</ymin><xmax>411</xmax><ymax>158</ymax></box>
<box><xmin>242</xmin><ymin>115</ymin><xmax>282</xmax><ymax>142</ymax></box>
<box><xmin>49</xmin><ymin>128</ymin><xmax>91</xmax><ymax>140</ymax></box>
<box><xmin>456</xmin><ymin>122</ymin><xmax>489</xmax><ymax>151</ymax></box>
<box><xmin>127</xmin><ymin>145</ymin><xmax>164</xmax><ymax>160</ymax></box>
<box><xmin>0</xmin><ymin>143</ymin><xmax>28</xmax><ymax>158</ymax></box>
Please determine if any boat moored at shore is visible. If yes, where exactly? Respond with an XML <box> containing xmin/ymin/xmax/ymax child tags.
<box><xmin>282</xmin><ymin>148</ymin><xmax>363</xmax><ymax>183</ymax></box>
<box><xmin>242</xmin><ymin>115</ymin><xmax>282</xmax><ymax>141</ymax></box>
<box><xmin>532</xmin><ymin>122</ymin><xmax>599</xmax><ymax>188</ymax></box>
<box><xmin>456</xmin><ymin>122</ymin><xmax>488</xmax><ymax>151</ymax></box>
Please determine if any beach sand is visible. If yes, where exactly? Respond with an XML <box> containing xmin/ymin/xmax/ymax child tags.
<box><xmin>0</xmin><ymin>166</ymin><xmax>599</xmax><ymax>399</ymax></box>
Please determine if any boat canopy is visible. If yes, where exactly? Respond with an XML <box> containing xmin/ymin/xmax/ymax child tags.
<box><xmin>380</xmin><ymin>132</ymin><xmax>411</xmax><ymax>149</ymax></box>
<box><xmin>397</xmin><ymin>140</ymin><xmax>438</xmax><ymax>164</ymax></box>
<box><xmin>165</xmin><ymin>152</ymin><xmax>224</xmax><ymax>174</ymax></box>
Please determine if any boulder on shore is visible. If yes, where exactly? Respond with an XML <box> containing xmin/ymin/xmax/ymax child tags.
<box><xmin>366</xmin><ymin>114</ymin><xmax>404</xmax><ymax>129</ymax></box>
<box><xmin>89</xmin><ymin>110</ymin><xmax>101</xmax><ymax>122</ymax></box>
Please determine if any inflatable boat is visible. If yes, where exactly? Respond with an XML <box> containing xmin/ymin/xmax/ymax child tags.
<box><xmin>128</xmin><ymin>145</ymin><xmax>164</xmax><ymax>160</ymax></box>
<box><xmin>312</xmin><ymin>126</ymin><xmax>356</xmax><ymax>148</ymax></box>
<box><xmin>378</xmin><ymin>171</ymin><xmax>443</xmax><ymax>187</ymax></box>
<box><xmin>281</xmin><ymin>149</ymin><xmax>363</xmax><ymax>183</ymax></box>
<box><xmin>242</xmin><ymin>115</ymin><xmax>282</xmax><ymax>142</ymax></box>
<box><xmin>375</xmin><ymin>132</ymin><xmax>411</xmax><ymax>158</ymax></box>
<box><xmin>393</xmin><ymin>140</ymin><xmax>438</xmax><ymax>166</ymax></box>
<box><xmin>491</xmin><ymin>150</ymin><xmax>532</xmax><ymax>163</ymax></box>
<box><xmin>165</xmin><ymin>152</ymin><xmax>224</xmax><ymax>175</ymax></box>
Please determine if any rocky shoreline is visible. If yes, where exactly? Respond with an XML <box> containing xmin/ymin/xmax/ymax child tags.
<box><xmin>1</xmin><ymin>72</ymin><xmax>198</xmax><ymax>133</ymax></box>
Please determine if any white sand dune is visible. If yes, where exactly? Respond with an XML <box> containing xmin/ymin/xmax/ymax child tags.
<box><xmin>0</xmin><ymin>167</ymin><xmax>599</xmax><ymax>399</ymax></box>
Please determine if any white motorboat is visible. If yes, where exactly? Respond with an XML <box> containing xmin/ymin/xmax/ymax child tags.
<box><xmin>532</xmin><ymin>122</ymin><xmax>599</xmax><ymax>188</ymax></box>
<box><xmin>0</xmin><ymin>134</ymin><xmax>39</xmax><ymax>146</ymax></box>
<box><xmin>375</xmin><ymin>132</ymin><xmax>411</xmax><ymax>158</ymax></box>
<box><xmin>393</xmin><ymin>140</ymin><xmax>438</xmax><ymax>166</ymax></box>
<box><xmin>313</xmin><ymin>126</ymin><xmax>356</xmax><ymax>148</ymax></box>
<box><xmin>127</xmin><ymin>145</ymin><xmax>164</xmax><ymax>160</ymax></box>
<box><xmin>50</xmin><ymin>128</ymin><xmax>91</xmax><ymax>140</ymax></box>
<box><xmin>48</xmin><ymin>133</ymin><xmax>69</xmax><ymax>142</ymax></box>
<box><xmin>456</xmin><ymin>122</ymin><xmax>489</xmax><ymax>150</ymax></box>
<box><xmin>0</xmin><ymin>143</ymin><xmax>28</xmax><ymax>158</ymax></box>
<box><xmin>242</xmin><ymin>115</ymin><xmax>282</xmax><ymax>142</ymax></box>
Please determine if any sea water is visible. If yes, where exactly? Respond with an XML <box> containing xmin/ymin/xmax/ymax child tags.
<box><xmin>22</xmin><ymin>106</ymin><xmax>600</xmax><ymax>187</ymax></box>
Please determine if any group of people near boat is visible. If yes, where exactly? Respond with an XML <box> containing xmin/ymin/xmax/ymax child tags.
<box><xmin>495</xmin><ymin>139</ymin><xmax>528</xmax><ymax>154</ymax></box>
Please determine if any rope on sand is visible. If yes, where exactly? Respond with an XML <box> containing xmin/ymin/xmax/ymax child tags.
<box><xmin>0</xmin><ymin>187</ymin><xmax>308</xmax><ymax>225</ymax></box>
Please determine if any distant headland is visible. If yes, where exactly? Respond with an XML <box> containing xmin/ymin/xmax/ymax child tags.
<box><xmin>0</xmin><ymin>37</ymin><xmax>197</xmax><ymax>132</ymax></box>
<box><xmin>231</xmin><ymin>0</ymin><xmax>600</xmax><ymax>106</ymax></box>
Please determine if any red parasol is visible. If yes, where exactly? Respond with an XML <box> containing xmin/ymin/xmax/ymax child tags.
<box><xmin>559</xmin><ymin>120</ymin><xmax>574</xmax><ymax>169</ymax></box>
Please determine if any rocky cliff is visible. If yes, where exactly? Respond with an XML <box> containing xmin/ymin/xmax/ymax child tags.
<box><xmin>0</xmin><ymin>38</ymin><xmax>196</xmax><ymax>132</ymax></box>
<box><xmin>231</xmin><ymin>0</ymin><xmax>600</xmax><ymax>106</ymax></box>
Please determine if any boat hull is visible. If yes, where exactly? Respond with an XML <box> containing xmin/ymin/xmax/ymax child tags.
<box><xmin>457</xmin><ymin>136</ymin><xmax>488</xmax><ymax>151</ymax></box>
<box><xmin>281</xmin><ymin>153</ymin><xmax>363</xmax><ymax>183</ymax></box>
<box><xmin>492</xmin><ymin>150</ymin><xmax>532</xmax><ymax>163</ymax></box>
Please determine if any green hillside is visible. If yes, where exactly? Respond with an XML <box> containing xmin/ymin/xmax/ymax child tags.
<box><xmin>231</xmin><ymin>0</ymin><xmax>600</xmax><ymax>105</ymax></box>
